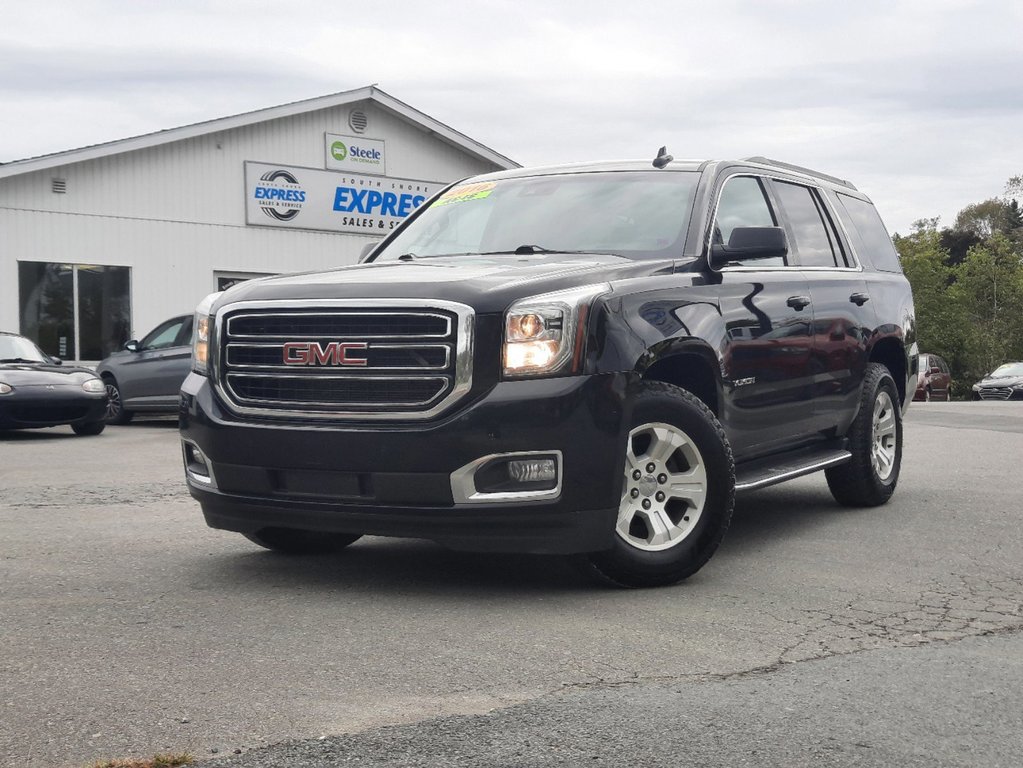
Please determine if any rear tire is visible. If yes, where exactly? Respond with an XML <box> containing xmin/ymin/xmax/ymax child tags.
<box><xmin>243</xmin><ymin>528</ymin><xmax>362</xmax><ymax>555</ymax></box>
<box><xmin>826</xmin><ymin>363</ymin><xmax>902</xmax><ymax>507</ymax></box>
<box><xmin>583</xmin><ymin>382</ymin><xmax>734</xmax><ymax>588</ymax></box>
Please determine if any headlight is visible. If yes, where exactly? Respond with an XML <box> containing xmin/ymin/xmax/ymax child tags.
<box><xmin>0</xmin><ymin>382</ymin><xmax>12</xmax><ymax>395</ymax></box>
<box><xmin>503</xmin><ymin>284</ymin><xmax>609</xmax><ymax>378</ymax></box>
<box><xmin>191</xmin><ymin>291</ymin><xmax>223</xmax><ymax>376</ymax></box>
<box><xmin>82</xmin><ymin>378</ymin><xmax>105</xmax><ymax>394</ymax></box>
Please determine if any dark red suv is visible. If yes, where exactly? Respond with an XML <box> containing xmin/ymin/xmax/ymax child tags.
<box><xmin>914</xmin><ymin>353</ymin><xmax>952</xmax><ymax>401</ymax></box>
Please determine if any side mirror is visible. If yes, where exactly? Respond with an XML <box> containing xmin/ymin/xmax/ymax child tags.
<box><xmin>359</xmin><ymin>241</ymin><xmax>381</xmax><ymax>263</ymax></box>
<box><xmin>709</xmin><ymin>227</ymin><xmax>788</xmax><ymax>269</ymax></box>
<box><xmin>50</xmin><ymin>356</ymin><xmax>62</xmax><ymax>365</ymax></box>
<box><xmin>125</xmin><ymin>340</ymin><xmax>140</xmax><ymax>352</ymax></box>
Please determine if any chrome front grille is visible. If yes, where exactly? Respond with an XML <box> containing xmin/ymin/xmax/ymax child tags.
<box><xmin>977</xmin><ymin>387</ymin><xmax>1012</xmax><ymax>401</ymax></box>
<box><xmin>214</xmin><ymin>300</ymin><xmax>474</xmax><ymax>420</ymax></box>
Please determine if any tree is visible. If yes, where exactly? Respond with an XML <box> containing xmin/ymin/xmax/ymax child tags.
<box><xmin>952</xmin><ymin>198</ymin><xmax>1015</xmax><ymax>239</ymax></box>
<box><xmin>949</xmin><ymin>233</ymin><xmax>1023</xmax><ymax>379</ymax></box>
<box><xmin>895</xmin><ymin>223</ymin><xmax>968</xmax><ymax>374</ymax></box>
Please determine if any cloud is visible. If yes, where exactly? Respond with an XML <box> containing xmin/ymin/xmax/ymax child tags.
<box><xmin>1</xmin><ymin>0</ymin><xmax>1021</xmax><ymax>232</ymax></box>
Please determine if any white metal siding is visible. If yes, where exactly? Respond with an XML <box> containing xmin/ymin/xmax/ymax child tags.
<box><xmin>0</xmin><ymin>99</ymin><xmax>505</xmax><ymax>357</ymax></box>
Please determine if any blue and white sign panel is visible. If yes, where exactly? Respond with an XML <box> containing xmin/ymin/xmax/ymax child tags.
<box><xmin>325</xmin><ymin>133</ymin><xmax>386</xmax><ymax>175</ymax></box>
<box><xmin>244</xmin><ymin>162</ymin><xmax>440</xmax><ymax>235</ymax></box>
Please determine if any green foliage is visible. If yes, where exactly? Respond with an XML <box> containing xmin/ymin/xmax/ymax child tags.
<box><xmin>896</xmin><ymin>175</ymin><xmax>1023</xmax><ymax>394</ymax></box>
<box><xmin>894</xmin><ymin>226</ymin><xmax>969</xmax><ymax>376</ymax></box>
<box><xmin>950</xmin><ymin>234</ymin><xmax>1023</xmax><ymax>380</ymax></box>
<box><xmin>953</xmin><ymin>198</ymin><xmax>1016</xmax><ymax>239</ymax></box>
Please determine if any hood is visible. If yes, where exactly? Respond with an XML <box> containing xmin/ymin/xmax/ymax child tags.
<box><xmin>977</xmin><ymin>375</ymin><xmax>1023</xmax><ymax>388</ymax></box>
<box><xmin>0</xmin><ymin>362</ymin><xmax>98</xmax><ymax>387</ymax></box>
<box><xmin>213</xmin><ymin>254</ymin><xmax>672</xmax><ymax>315</ymax></box>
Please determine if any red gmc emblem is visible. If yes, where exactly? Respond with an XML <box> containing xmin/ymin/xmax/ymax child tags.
<box><xmin>282</xmin><ymin>341</ymin><xmax>368</xmax><ymax>366</ymax></box>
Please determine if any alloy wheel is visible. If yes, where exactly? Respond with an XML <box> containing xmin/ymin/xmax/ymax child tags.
<box><xmin>105</xmin><ymin>382</ymin><xmax>122</xmax><ymax>421</ymax></box>
<box><xmin>617</xmin><ymin>422</ymin><xmax>707</xmax><ymax>552</ymax></box>
<box><xmin>871</xmin><ymin>391</ymin><xmax>898</xmax><ymax>481</ymax></box>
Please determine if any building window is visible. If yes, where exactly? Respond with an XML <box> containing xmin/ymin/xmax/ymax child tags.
<box><xmin>215</xmin><ymin>271</ymin><xmax>274</xmax><ymax>291</ymax></box>
<box><xmin>18</xmin><ymin>262</ymin><xmax>131</xmax><ymax>361</ymax></box>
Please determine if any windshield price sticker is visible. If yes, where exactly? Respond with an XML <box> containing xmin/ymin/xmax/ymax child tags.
<box><xmin>436</xmin><ymin>182</ymin><xmax>496</xmax><ymax>206</ymax></box>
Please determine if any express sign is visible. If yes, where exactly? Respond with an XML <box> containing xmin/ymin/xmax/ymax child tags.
<box><xmin>244</xmin><ymin>162</ymin><xmax>440</xmax><ymax>235</ymax></box>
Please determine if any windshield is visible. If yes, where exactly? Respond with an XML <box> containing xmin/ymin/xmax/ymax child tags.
<box><xmin>0</xmin><ymin>334</ymin><xmax>49</xmax><ymax>363</ymax></box>
<box><xmin>990</xmin><ymin>362</ymin><xmax>1023</xmax><ymax>377</ymax></box>
<box><xmin>374</xmin><ymin>171</ymin><xmax>699</xmax><ymax>261</ymax></box>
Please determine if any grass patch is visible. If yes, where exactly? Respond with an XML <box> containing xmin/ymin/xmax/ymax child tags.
<box><xmin>88</xmin><ymin>754</ymin><xmax>193</xmax><ymax>768</ymax></box>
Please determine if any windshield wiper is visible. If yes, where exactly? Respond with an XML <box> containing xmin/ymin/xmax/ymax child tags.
<box><xmin>0</xmin><ymin>357</ymin><xmax>40</xmax><ymax>363</ymax></box>
<box><xmin>397</xmin><ymin>252</ymin><xmax>419</xmax><ymax>261</ymax></box>
<box><xmin>478</xmin><ymin>245</ymin><xmax>596</xmax><ymax>256</ymax></box>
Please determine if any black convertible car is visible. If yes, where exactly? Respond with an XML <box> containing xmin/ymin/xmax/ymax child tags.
<box><xmin>0</xmin><ymin>332</ymin><xmax>108</xmax><ymax>435</ymax></box>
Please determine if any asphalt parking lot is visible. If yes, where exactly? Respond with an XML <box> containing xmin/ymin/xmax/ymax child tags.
<box><xmin>2</xmin><ymin>404</ymin><xmax>1022</xmax><ymax>767</ymax></box>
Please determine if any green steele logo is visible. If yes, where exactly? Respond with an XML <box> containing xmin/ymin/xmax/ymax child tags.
<box><xmin>331</xmin><ymin>141</ymin><xmax>348</xmax><ymax>161</ymax></box>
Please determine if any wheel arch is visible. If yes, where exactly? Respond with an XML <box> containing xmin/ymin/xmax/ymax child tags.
<box><xmin>638</xmin><ymin>343</ymin><xmax>722</xmax><ymax>417</ymax></box>
<box><xmin>867</xmin><ymin>338</ymin><xmax>908</xmax><ymax>407</ymax></box>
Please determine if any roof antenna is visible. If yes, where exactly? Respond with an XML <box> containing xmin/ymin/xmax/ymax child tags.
<box><xmin>652</xmin><ymin>146</ymin><xmax>673</xmax><ymax>169</ymax></box>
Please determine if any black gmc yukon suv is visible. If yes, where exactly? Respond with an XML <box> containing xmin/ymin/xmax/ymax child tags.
<box><xmin>180</xmin><ymin>153</ymin><xmax>917</xmax><ymax>587</ymax></box>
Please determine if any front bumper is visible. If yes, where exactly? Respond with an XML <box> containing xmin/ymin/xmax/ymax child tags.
<box><xmin>179</xmin><ymin>372</ymin><xmax>631</xmax><ymax>554</ymax></box>
<box><xmin>972</xmin><ymin>386</ymin><xmax>1023</xmax><ymax>401</ymax></box>
<box><xmin>0</xmin><ymin>389</ymin><xmax>107</xmax><ymax>430</ymax></box>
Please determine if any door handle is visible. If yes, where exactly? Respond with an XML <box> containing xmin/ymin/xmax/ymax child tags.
<box><xmin>786</xmin><ymin>295</ymin><xmax>811</xmax><ymax>311</ymax></box>
<box><xmin>849</xmin><ymin>292</ymin><xmax>870</xmax><ymax>306</ymax></box>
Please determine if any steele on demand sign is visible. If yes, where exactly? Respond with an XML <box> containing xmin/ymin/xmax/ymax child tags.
<box><xmin>325</xmin><ymin>133</ymin><xmax>386</xmax><ymax>175</ymax></box>
<box><xmin>244</xmin><ymin>162</ymin><xmax>439</xmax><ymax>235</ymax></box>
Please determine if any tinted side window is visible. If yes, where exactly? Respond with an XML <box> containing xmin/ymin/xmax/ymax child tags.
<box><xmin>772</xmin><ymin>181</ymin><xmax>843</xmax><ymax>268</ymax></box>
<box><xmin>174</xmin><ymin>316</ymin><xmax>194</xmax><ymax>347</ymax></box>
<box><xmin>714</xmin><ymin>176</ymin><xmax>782</xmax><ymax>266</ymax></box>
<box><xmin>835</xmin><ymin>193</ymin><xmax>902</xmax><ymax>273</ymax></box>
<box><xmin>142</xmin><ymin>318</ymin><xmax>188</xmax><ymax>350</ymax></box>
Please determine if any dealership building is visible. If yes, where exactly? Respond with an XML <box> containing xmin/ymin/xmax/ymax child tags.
<box><xmin>0</xmin><ymin>86</ymin><xmax>517</xmax><ymax>363</ymax></box>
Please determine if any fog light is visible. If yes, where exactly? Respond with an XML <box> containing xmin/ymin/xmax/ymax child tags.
<box><xmin>451</xmin><ymin>451</ymin><xmax>563</xmax><ymax>503</ymax></box>
<box><xmin>508</xmin><ymin>458</ymin><xmax>557</xmax><ymax>483</ymax></box>
<box><xmin>473</xmin><ymin>453</ymin><xmax>560</xmax><ymax>495</ymax></box>
<box><xmin>182</xmin><ymin>441</ymin><xmax>215</xmax><ymax>485</ymax></box>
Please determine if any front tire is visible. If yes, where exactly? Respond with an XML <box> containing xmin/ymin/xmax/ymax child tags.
<box><xmin>826</xmin><ymin>363</ymin><xmax>902</xmax><ymax>507</ymax></box>
<box><xmin>71</xmin><ymin>421</ymin><xmax>106</xmax><ymax>436</ymax></box>
<box><xmin>104</xmin><ymin>378</ymin><xmax>134</xmax><ymax>424</ymax></box>
<box><xmin>243</xmin><ymin>528</ymin><xmax>362</xmax><ymax>555</ymax></box>
<box><xmin>584</xmin><ymin>382</ymin><xmax>735</xmax><ymax>588</ymax></box>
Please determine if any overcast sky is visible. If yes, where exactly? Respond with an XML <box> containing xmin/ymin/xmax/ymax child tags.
<box><xmin>3</xmin><ymin>0</ymin><xmax>1020</xmax><ymax>234</ymax></box>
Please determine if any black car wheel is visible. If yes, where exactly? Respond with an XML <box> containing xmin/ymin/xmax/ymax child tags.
<box><xmin>583</xmin><ymin>381</ymin><xmax>735</xmax><ymax>588</ymax></box>
<box><xmin>71</xmin><ymin>421</ymin><xmax>106</xmax><ymax>436</ymax></box>
<box><xmin>243</xmin><ymin>528</ymin><xmax>362</xmax><ymax>554</ymax></box>
<box><xmin>826</xmin><ymin>363</ymin><xmax>902</xmax><ymax>507</ymax></box>
<box><xmin>103</xmin><ymin>378</ymin><xmax>134</xmax><ymax>424</ymax></box>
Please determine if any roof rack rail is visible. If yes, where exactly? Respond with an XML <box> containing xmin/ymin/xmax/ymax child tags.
<box><xmin>742</xmin><ymin>156</ymin><xmax>857</xmax><ymax>190</ymax></box>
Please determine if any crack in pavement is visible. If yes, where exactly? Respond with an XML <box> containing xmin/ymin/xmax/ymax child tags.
<box><xmin>778</xmin><ymin>570</ymin><xmax>1023</xmax><ymax>663</ymax></box>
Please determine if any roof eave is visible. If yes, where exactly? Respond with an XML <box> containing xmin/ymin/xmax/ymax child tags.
<box><xmin>0</xmin><ymin>85</ymin><xmax>518</xmax><ymax>180</ymax></box>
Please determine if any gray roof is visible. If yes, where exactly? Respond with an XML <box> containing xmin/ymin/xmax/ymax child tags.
<box><xmin>0</xmin><ymin>85</ymin><xmax>519</xmax><ymax>179</ymax></box>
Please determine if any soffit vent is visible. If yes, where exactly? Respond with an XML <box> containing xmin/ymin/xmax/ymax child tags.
<box><xmin>52</xmin><ymin>178</ymin><xmax>67</xmax><ymax>194</ymax></box>
<box><xmin>349</xmin><ymin>110</ymin><xmax>368</xmax><ymax>134</ymax></box>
